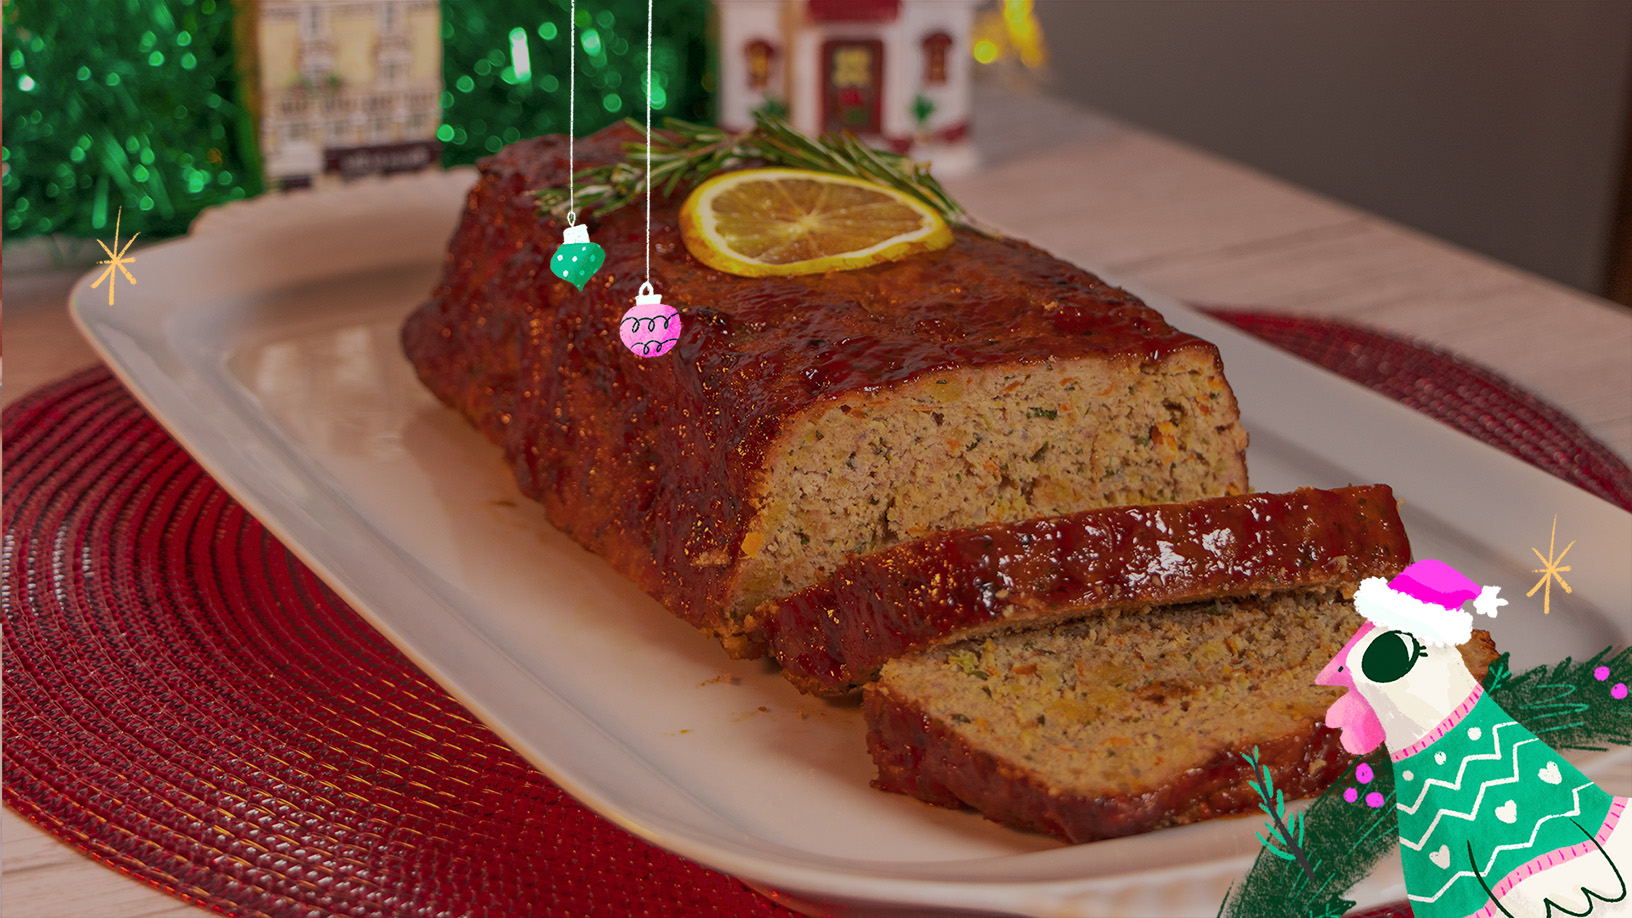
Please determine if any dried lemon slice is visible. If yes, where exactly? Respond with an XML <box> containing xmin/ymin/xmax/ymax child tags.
<box><xmin>678</xmin><ymin>167</ymin><xmax>953</xmax><ymax>276</ymax></box>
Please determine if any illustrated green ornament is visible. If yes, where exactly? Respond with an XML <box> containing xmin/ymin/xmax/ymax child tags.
<box><xmin>551</xmin><ymin>223</ymin><xmax>605</xmax><ymax>289</ymax></box>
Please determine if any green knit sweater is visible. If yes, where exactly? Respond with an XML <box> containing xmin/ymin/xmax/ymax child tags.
<box><xmin>1395</xmin><ymin>685</ymin><xmax>1620</xmax><ymax>917</ymax></box>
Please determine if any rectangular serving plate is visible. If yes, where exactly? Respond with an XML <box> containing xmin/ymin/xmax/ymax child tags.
<box><xmin>70</xmin><ymin>171</ymin><xmax>1632</xmax><ymax>917</ymax></box>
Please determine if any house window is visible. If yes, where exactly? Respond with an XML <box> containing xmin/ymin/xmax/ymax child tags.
<box><xmin>832</xmin><ymin>46</ymin><xmax>873</xmax><ymax>89</ymax></box>
<box><xmin>745</xmin><ymin>39</ymin><xmax>777</xmax><ymax>91</ymax></box>
<box><xmin>922</xmin><ymin>32</ymin><xmax>952</xmax><ymax>85</ymax></box>
<box><xmin>381</xmin><ymin>3</ymin><xmax>399</xmax><ymax>32</ymax></box>
<box><xmin>821</xmin><ymin>39</ymin><xmax>882</xmax><ymax>134</ymax></box>
<box><xmin>302</xmin><ymin>6</ymin><xmax>322</xmax><ymax>38</ymax></box>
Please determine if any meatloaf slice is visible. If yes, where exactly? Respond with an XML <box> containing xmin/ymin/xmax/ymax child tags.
<box><xmin>403</xmin><ymin>124</ymin><xmax>1249</xmax><ymax>658</ymax></box>
<box><xmin>752</xmin><ymin>485</ymin><xmax>1409</xmax><ymax>695</ymax></box>
<box><xmin>865</xmin><ymin>597</ymin><xmax>1499</xmax><ymax>844</ymax></box>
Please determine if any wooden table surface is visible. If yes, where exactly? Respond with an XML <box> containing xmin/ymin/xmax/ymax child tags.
<box><xmin>4</xmin><ymin>85</ymin><xmax>1630</xmax><ymax>918</ymax></box>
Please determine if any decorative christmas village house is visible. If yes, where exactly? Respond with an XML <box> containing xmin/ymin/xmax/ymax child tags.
<box><xmin>714</xmin><ymin>0</ymin><xmax>979</xmax><ymax>174</ymax></box>
<box><xmin>241</xmin><ymin>0</ymin><xmax>442</xmax><ymax>191</ymax></box>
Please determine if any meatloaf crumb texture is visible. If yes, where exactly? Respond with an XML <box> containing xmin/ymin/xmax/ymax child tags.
<box><xmin>402</xmin><ymin>124</ymin><xmax>1249</xmax><ymax>656</ymax></box>
<box><xmin>754</xmin><ymin>484</ymin><xmax>1409</xmax><ymax>695</ymax></box>
<box><xmin>737</xmin><ymin>353</ymin><xmax>1243</xmax><ymax>617</ymax></box>
<box><xmin>866</xmin><ymin>603</ymin><xmax>1499</xmax><ymax>844</ymax></box>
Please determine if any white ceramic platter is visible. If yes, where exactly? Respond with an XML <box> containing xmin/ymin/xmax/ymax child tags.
<box><xmin>71</xmin><ymin>171</ymin><xmax>1632</xmax><ymax>917</ymax></box>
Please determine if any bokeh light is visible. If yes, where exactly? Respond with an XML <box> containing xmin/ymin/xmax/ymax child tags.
<box><xmin>439</xmin><ymin>0</ymin><xmax>709</xmax><ymax>168</ymax></box>
<box><xmin>2</xmin><ymin>0</ymin><xmax>260</xmax><ymax>239</ymax></box>
<box><xmin>2</xmin><ymin>0</ymin><xmax>711</xmax><ymax>239</ymax></box>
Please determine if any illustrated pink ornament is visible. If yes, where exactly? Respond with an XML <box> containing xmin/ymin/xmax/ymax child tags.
<box><xmin>620</xmin><ymin>283</ymin><xmax>681</xmax><ymax>358</ymax></box>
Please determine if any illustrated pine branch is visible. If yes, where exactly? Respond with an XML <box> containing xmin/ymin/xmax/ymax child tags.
<box><xmin>1305</xmin><ymin>896</ymin><xmax>1356</xmax><ymax>918</ymax></box>
<box><xmin>1487</xmin><ymin>647</ymin><xmax>1632</xmax><ymax>752</ymax></box>
<box><xmin>1243</xmin><ymin>746</ymin><xmax>1318</xmax><ymax>888</ymax></box>
<box><xmin>532</xmin><ymin>111</ymin><xmax>982</xmax><ymax>233</ymax></box>
<box><xmin>1219</xmin><ymin>647</ymin><xmax>1632</xmax><ymax>918</ymax></box>
<box><xmin>1223</xmin><ymin>750</ymin><xmax>1397</xmax><ymax>918</ymax></box>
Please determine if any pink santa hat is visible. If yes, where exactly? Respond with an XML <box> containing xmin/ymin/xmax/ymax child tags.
<box><xmin>1351</xmin><ymin>558</ymin><xmax>1507</xmax><ymax>647</ymax></box>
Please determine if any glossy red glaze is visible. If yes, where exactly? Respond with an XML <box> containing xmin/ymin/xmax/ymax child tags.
<box><xmin>757</xmin><ymin>485</ymin><xmax>1412</xmax><ymax>695</ymax></box>
<box><xmin>403</xmin><ymin>125</ymin><xmax>1227</xmax><ymax>647</ymax></box>
<box><xmin>863</xmin><ymin>631</ymin><xmax>1498</xmax><ymax>844</ymax></box>
<box><xmin>864</xmin><ymin>680</ymin><xmax>1356</xmax><ymax>843</ymax></box>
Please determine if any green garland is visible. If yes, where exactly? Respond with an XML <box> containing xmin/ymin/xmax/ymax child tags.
<box><xmin>1221</xmin><ymin>646</ymin><xmax>1632</xmax><ymax>918</ymax></box>
<box><xmin>438</xmin><ymin>0</ymin><xmax>709</xmax><ymax>167</ymax></box>
<box><xmin>2</xmin><ymin>0</ymin><xmax>260</xmax><ymax>240</ymax></box>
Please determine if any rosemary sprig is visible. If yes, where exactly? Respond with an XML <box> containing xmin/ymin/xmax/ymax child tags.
<box><xmin>533</xmin><ymin>111</ymin><xmax>980</xmax><ymax>232</ymax></box>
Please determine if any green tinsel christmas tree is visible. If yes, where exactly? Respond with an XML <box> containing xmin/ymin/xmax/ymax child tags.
<box><xmin>2</xmin><ymin>0</ymin><xmax>261</xmax><ymax>241</ymax></box>
<box><xmin>3</xmin><ymin>0</ymin><xmax>712</xmax><ymax>243</ymax></box>
<box><xmin>437</xmin><ymin>0</ymin><xmax>711</xmax><ymax>167</ymax></box>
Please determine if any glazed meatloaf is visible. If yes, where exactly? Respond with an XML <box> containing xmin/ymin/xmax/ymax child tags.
<box><xmin>752</xmin><ymin>484</ymin><xmax>1408</xmax><ymax>695</ymax></box>
<box><xmin>403</xmin><ymin>124</ymin><xmax>1249</xmax><ymax>657</ymax></box>
<box><xmin>866</xmin><ymin>601</ymin><xmax>1500</xmax><ymax>845</ymax></box>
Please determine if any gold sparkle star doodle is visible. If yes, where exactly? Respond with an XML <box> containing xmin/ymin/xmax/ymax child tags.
<box><xmin>92</xmin><ymin>207</ymin><xmax>139</xmax><ymax>306</ymax></box>
<box><xmin>1527</xmin><ymin>515</ymin><xmax>1575</xmax><ymax>615</ymax></box>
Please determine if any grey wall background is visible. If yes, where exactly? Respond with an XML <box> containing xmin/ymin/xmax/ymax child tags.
<box><xmin>1032</xmin><ymin>0</ymin><xmax>1632</xmax><ymax>297</ymax></box>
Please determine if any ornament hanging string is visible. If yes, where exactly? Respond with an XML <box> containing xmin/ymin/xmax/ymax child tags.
<box><xmin>548</xmin><ymin>0</ymin><xmax>606</xmax><ymax>290</ymax></box>
<box><xmin>567</xmin><ymin>0</ymin><xmax>576</xmax><ymax>225</ymax></box>
<box><xmin>643</xmin><ymin>0</ymin><xmax>653</xmax><ymax>287</ymax></box>
<box><xmin>617</xmin><ymin>0</ymin><xmax>681</xmax><ymax>360</ymax></box>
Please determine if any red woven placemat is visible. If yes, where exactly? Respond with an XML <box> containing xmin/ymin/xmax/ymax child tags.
<box><xmin>3</xmin><ymin>369</ymin><xmax>794</xmax><ymax>918</ymax></box>
<box><xmin>1203</xmin><ymin>308</ymin><xmax>1632</xmax><ymax>512</ymax></box>
<box><xmin>4</xmin><ymin>315</ymin><xmax>1629</xmax><ymax>918</ymax></box>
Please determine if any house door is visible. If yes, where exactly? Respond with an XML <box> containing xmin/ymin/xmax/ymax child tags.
<box><xmin>822</xmin><ymin>39</ymin><xmax>883</xmax><ymax>134</ymax></box>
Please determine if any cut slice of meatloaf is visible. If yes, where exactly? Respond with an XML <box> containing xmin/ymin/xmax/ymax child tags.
<box><xmin>865</xmin><ymin>599</ymin><xmax>1499</xmax><ymax>845</ymax></box>
<box><xmin>402</xmin><ymin>123</ymin><xmax>1249</xmax><ymax>658</ymax></box>
<box><xmin>752</xmin><ymin>485</ymin><xmax>1409</xmax><ymax>695</ymax></box>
